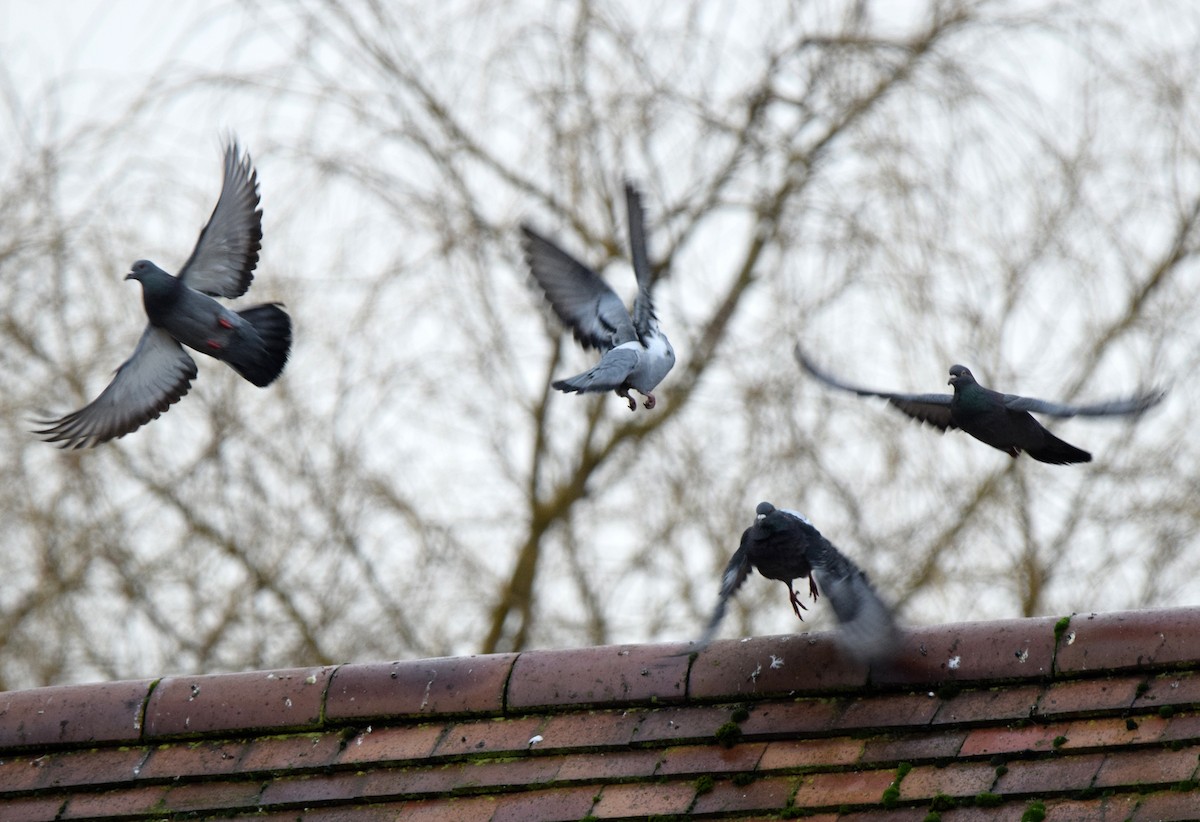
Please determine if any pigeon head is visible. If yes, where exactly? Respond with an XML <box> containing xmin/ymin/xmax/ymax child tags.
<box><xmin>126</xmin><ymin>260</ymin><xmax>181</xmax><ymax>318</ymax></box>
<box><xmin>755</xmin><ymin>501</ymin><xmax>775</xmax><ymax>519</ymax></box>
<box><xmin>947</xmin><ymin>364</ymin><xmax>976</xmax><ymax>388</ymax></box>
<box><xmin>125</xmin><ymin>260</ymin><xmax>172</xmax><ymax>285</ymax></box>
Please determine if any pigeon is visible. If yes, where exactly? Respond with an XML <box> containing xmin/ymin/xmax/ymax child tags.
<box><xmin>694</xmin><ymin>502</ymin><xmax>899</xmax><ymax>663</ymax></box>
<box><xmin>796</xmin><ymin>346</ymin><xmax>1165</xmax><ymax>465</ymax></box>
<box><xmin>37</xmin><ymin>139</ymin><xmax>292</xmax><ymax>449</ymax></box>
<box><xmin>520</xmin><ymin>182</ymin><xmax>675</xmax><ymax>411</ymax></box>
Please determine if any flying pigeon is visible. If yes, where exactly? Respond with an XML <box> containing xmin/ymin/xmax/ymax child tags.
<box><xmin>37</xmin><ymin>139</ymin><xmax>291</xmax><ymax>449</ymax></box>
<box><xmin>796</xmin><ymin>346</ymin><xmax>1165</xmax><ymax>465</ymax></box>
<box><xmin>520</xmin><ymin>182</ymin><xmax>675</xmax><ymax>411</ymax></box>
<box><xmin>694</xmin><ymin>502</ymin><xmax>899</xmax><ymax>663</ymax></box>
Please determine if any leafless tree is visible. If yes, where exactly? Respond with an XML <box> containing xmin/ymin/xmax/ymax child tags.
<box><xmin>1</xmin><ymin>0</ymin><xmax>1198</xmax><ymax>688</ymax></box>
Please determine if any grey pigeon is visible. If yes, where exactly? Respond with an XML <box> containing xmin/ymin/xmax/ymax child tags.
<box><xmin>695</xmin><ymin>502</ymin><xmax>899</xmax><ymax>663</ymax></box>
<box><xmin>520</xmin><ymin>182</ymin><xmax>675</xmax><ymax>411</ymax></box>
<box><xmin>37</xmin><ymin>139</ymin><xmax>291</xmax><ymax>449</ymax></box>
<box><xmin>796</xmin><ymin>346</ymin><xmax>1165</xmax><ymax>465</ymax></box>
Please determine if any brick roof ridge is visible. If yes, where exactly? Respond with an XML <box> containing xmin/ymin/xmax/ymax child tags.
<box><xmin>2</xmin><ymin>605</ymin><xmax>1199</xmax><ymax>820</ymax></box>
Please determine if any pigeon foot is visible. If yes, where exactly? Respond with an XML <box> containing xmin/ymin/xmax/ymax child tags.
<box><xmin>617</xmin><ymin>387</ymin><xmax>637</xmax><ymax>411</ymax></box>
<box><xmin>808</xmin><ymin>577</ymin><xmax>820</xmax><ymax>602</ymax></box>
<box><xmin>787</xmin><ymin>583</ymin><xmax>809</xmax><ymax>620</ymax></box>
<box><xmin>642</xmin><ymin>393</ymin><xmax>657</xmax><ymax>410</ymax></box>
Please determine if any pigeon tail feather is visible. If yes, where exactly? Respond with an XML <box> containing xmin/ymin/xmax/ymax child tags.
<box><xmin>225</xmin><ymin>303</ymin><xmax>292</xmax><ymax>387</ymax></box>
<box><xmin>1026</xmin><ymin>432</ymin><xmax>1091</xmax><ymax>465</ymax></box>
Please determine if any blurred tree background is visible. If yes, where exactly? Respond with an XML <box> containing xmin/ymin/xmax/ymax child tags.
<box><xmin>1</xmin><ymin>0</ymin><xmax>1197</xmax><ymax>689</ymax></box>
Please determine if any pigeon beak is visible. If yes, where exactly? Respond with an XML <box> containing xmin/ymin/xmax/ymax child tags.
<box><xmin>124</xmin><ymin>272</ymin><xmax>135</xmax><ymax>281</ymax></box>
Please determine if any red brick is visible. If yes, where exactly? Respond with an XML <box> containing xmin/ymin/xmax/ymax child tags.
<box><xmin>591</xmin><ymin>779</ymin><xmax>696</xmax><ymax>817</ymax></box>
<box><xmin>838</xmin><ymin>692</ymin><xmax>941</xmax><ymax>730</ymax></box>
<box><xmin>0</xmin><ymin>796</ymin><xmax>64</xmax><ymax>822</ymax></box>
<box><xmin>1094</xmin><ymin>746</ymin><xmax>1200</xmax><ymax>788</ymax></box>
<box><xmin>859</xmin><ymin>730</ymin><xmax>965</xmax><ymax>764</ymax></box>
<box><xmin>876</xmin><ymin>615</ymin><xmax>1058</xmax><ymax>687</ymax></box>
<box><xmin>0</xmin><ymin>753</ymin><xmax>48</xmax><ymax>793</ymax></box>
<box><xmin>536</xmin><ymin>708</ymin><xmax>643</xmax><ymax>750</ymax></box>
<box><xmin>1038</xmin><ymin>676</ymin><xmax>1141</xmax><ymax>716</ymax></box>
<box><xmin>144</xmin><ymin>666</ymin><xmax>333</xmax><ymax>738</ymax></box>
<box><xmin>162</xmin><ymin>779</ymin><xmax>263</xmax><ymax>813</ymax></box>
<box><xmin>450</xmin><ymin>754</ymin><xmax>563</xmax><ymax>791</ymax></box>
<box><xmin>933</xmin><ymin>683</ymin><xmax>1042</xmax><ymax>724</ymax></box>
<box><xmin>959</xmin><ymin>722</ymin><xmax>1065</xmax><ymax>757</ymax></box>
<box><xmin>259</xmin><ymin>771</ymin><xmax>368</xmax><ymax>806</ymax></box>
<box><xmin>1041</xmin><ymin>794</ymin><xmax>1140</xmax><ymax>822</ymax></box>
<box><xmin>333</xmin><ymin>723</ymin><xmax>445</xmax><ymax>766</ymax></box>
<box><xmin>507</xmin><ymin>641</ymin><xmax>689</xmax><ymax>709</ymax></box>
<box><xmin>898</xmin><ymin>761</ymin><xmax>996</xmax><ymax>800</ymax></box>
<box><xmin>238</xmin><ymin>730</ymin><xmax>347</xmax><ymax>772</ymax></box>
<box><xmin>688</xmin><ymin>634</ymin><xmax>869</xmax><ymax>699</ymax></box>
<box><xmin>360</xmin><ymin>762</ymin><xmax>459</xmax><ymax>797</ymax></box>
<box><xmin>0</xmin><ymin>679</ymin><xmax>153</xmax><ymax>750</ymax></box>
<box><xmin>690</xmin><ymin>774</ymin><xmax>795</xmax><ymax>815</ymax></box>
<box><xmin>791</xmin><ymin>768</ymin><xmax>896</xmax><ymax>808</ymax></box>
<box><xmin>392</xmin><ymin>796</ymin><xmax>498</xmax><ymax>821</ymax></box>
<box><xmin>555</xmin><ymin>748</ymin><xmax>662</xmax><ymax>781</ymax></box>
<box><xmin>992</xmin><ymin>752</ymin><xmax>1104</xmax><ymax>793</ymax></box>
<box><xmin>137</xmin><ymin>739</ymin><xmax>246</xmax><ymax>779</ymax></box>
<box><xmin>1055</xmin><ymin>608</ymin><xmax>1200</xmax><ymax>674</ymax></box>
<box><xmin>1056</xmin><ymin>714</ymin><xmax>1168</xmax><ymax>749</ymax></box>
<box><xmin>1160</xmin><ymin>712</ymin><xmax>1200</xmax><ymax>744</ymax></box>
<box><xmin>60</xmin><ymin>785</ymin><xmax>170</xmax><ymax>819</ymax></box>
<box><xmin>31</xmin><ymin>746</ymin><xmax>149</xmax><ymax>789</ymax></box>
<box><xmin>325</xmin><ymin>654</ymin><xmax>516</xmax><ymax>720</ymax></box>
<box><xmin>489</xmin><ymin>784</ymin><xmax>598</xmax><ymax>822</ymax></box>
<box><xmin>433</xmin><ymin>715</ymin><xmax>545</xmax><ymax>757</ymax></box>
<box><xmin>760</xmin><ymin>737</ymin><xmax>865</xmax><ymax>770</ymax></box>
<box><xmin>1133</xmin><ymin>672</ymin><xmax>1200</xmax><ymax>709</ymax></box>
<box><xmin>1131</xmin><ymin>790</ymin><xmax>1200</xmax><ymax>821</ymax></box>
<box><xmin>657</xmin><ymin>741</ymin><xmax>766</xmax><ymax>775</ymax></box>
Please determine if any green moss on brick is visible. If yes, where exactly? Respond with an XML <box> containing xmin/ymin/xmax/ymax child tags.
<box><xmin>975</xmin><ymin>792</ymin><xmax>1003</xmax><ymax>808</ymax></box>
<box><xmin>731</xmin><ymin>772</ymin><xmax>757</xmax><ymax>787</ymax></box>
<box><xmin>929</xmin><ymin>793</ymin><xmax>956</xmax><ymax>811</ymax></box>
<box><xmin>896</xmin><ymin>761</ymin><xmax>913</xmax><ymax>780</ymax></box>
<box><xmin>714</xmin><ymin>721</ymin><xmax>743</xmax><ymax>748</ymax></box>
<box><xmin>731</xmin><ymin>706</ymin><xmax>751</xmax><ymax>723</ymax></box>
<box><xmin>1159</xmin><ymin>705</ymin><xmax>1176</xmax><ymax>719</ymax></box>
<box><xmin>1126</xmin><ymin>718</ymin><xmax>1138</xmax><ymax>731</ymax></box>
<box><xmin>1173</xmin><ymin>779</ymin><xmax>1198</xmax><ymax>793</ymax></box>
<box><xmin>1052</xmin><ymin>735</ymin><xmax>1067</xmax><ymax>748</ymax></box>
<box><xmin>922</xmin><ymin>814</ymin><xmax>942</xmax><ymax>822</ymax></box>
<box><xmin>935</xmin><ymin>682</ymin><xmax>962</xmax><ymax>701</ymax></box>
<box><xmin>881</xmin><ymin>785</ymin><xmax>900</xmax><ymax>808</ymax></box>
<box><xmin>694</xmin><ymin>775</ymin><xmax>715</xmax><ymax>795</ymax></box>
<box><xmin>1136</xmin><ymin>681</ymin><xmax>1150</xmax><ymax>696</ymax></box>
<box><xmin>778</xmin><ymin>807</ymin><xmax>808</xmax><ymax>819</ymax></box>
<box><xmin>1053</xmin><ymin>616</ymin><xmax>1070</xmax><ymax>642</ymax></box>
<box><xmin>995</xmin><ymin>764</ymin><xmax>1008</xmax><ymax>777</ymax></box>
<box><xmin>1020</xmin><ymin>800</ymin><xmax>1046</xmax><ymax>822</ymax></box>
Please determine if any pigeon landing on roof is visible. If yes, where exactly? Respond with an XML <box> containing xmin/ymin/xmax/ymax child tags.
<box><xmin>694</xmin><ymin>502</ymin><xmax>899</xmax><ymax>664</ymax></box>
<box><xmin>520</xmin><ymin>182</ymin><xmax>675</xmax><ymax>411</ymax></box>
<box><xmin>37</xmin><ymin>139</ymin><xmax>292</xmax><ymax>449</ymax></box>
<box><xmin>796</xmin><ymin>346</ymin><xmax>1165</xmax><ymax>465</ymax></box>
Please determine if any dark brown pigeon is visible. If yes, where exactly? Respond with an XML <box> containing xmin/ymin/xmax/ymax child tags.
<box><xmin>796</xmin><ymin>346</ymin><xmax>1165</xmax><ymax>464</ymax></box>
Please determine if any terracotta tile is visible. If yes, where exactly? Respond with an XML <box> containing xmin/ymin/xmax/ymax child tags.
<box><xmin>690</xmin><ymin>774</ymin><xmax>795</xmax><ymax>815</ymax></box>
<box><xmin>0</xmin><ymin>678</ymin><xmax>153</xmax><ymax>749</ymax></box>
<box><xmin>760</xmin><ymin>737</ymin><xmax>865</xmax><ymax>770</ymax></box>
<box><xmin>839</xmin><ymin>811</ymin><xmax>936</xmax><ymax>822</ymax></box>
<box><xmin>162</xmin><ymin>779</ymin><xmax>263</xmax><ymax>813</ymax></box>
<box><xmin>450</xmin><ymin>754</ymin><xmax>563</xmax><ymax>791</ymax></box>
<box><xmin>554</xmin><ymin>748</ymin><xmax>662</xmax><ymax>781</ymax></box>
<box><xmin>1055</xmin><ymin>608</ymin><xmax>1200</xmax><ymax>674</ymax></box>
<box><xmin>876</xmin><ymin>616</ymin><xmax>1058</xmax><ymax>687</ymax></box>
<box><xmin>489</xmin><ymin>784</ymin><xmax>598</xmax><ymax>822</ymax></box>
<box><xmin>688</xmin><ymin>634</ymin><xmax>869</xmax><ymax>699</ymax></box>
<box><xmin>1056</xmin><ymin>714</ymin><xmax>1168</xmax><ymax>749</ymax></box>
<box><xmin>0</xmin><ymin>753</ymin><xmax>49</xmax><ymax>793</ymax></box>
<box><xmin>432</xmin><ymin>715</ymin><xmax>545</xmax><ymax>757</ymax></box>
<box><xmin>334</xmin><ymin>723</ymin><xmax>445</xmax><ymax>765</ymax></box>
<box><xmin>859</xmin><ymin>730</ymin><xmax>965</xmax><ymax>764</ymax></box>
<box><xmin>392</xmin><ymin>796</ymin><xmax>498</xmax><ymax>822</ymax></box>
<box><xmin>1038</xmin><ymin>676</ymin><xmax>1141</xmax><ymax>716</ymax></box>
<box><xmin>992</xmin><ymin>752</ymin><xmax>1104</xmax><ymax>793</ymax></box>
<box><xmin>1041</xmin><ymin>793</ymin><xmax>1140</xmax><ymax>822</ymax></box>
<box><xmin>1134</xmin><ymin>672</ymin><xmax>1200</xmax><ymax>708</ymax></box>
<box><xmin>791</xmin><ymin>768</ymin><xmax>896</xmax><ymax>808</ymax></box>
<box><xmin>958</xmin><ymin>721</ymin><xmax>1065</xmax><ymax>757</ymax></box>
<box><xmin>325</xmin><ymin>654</ymin><xmax>516</xmax><ymax>720</ymax></box>
<box><xmin>898</xmin><ymin>761</ymin><xmax>996</xmax><ymax>800</ymax></box>
<box><xmin>838</xmin><ymin>691</ymin><xmax>941</xmax><ymax>730</ymax></box>
<box><xmin>0</xmin><ymin>796</ymin><xmax>64</xmax><ymax>822</ymax></box>
<box><xmin>591</xmin><ymin>779</ymin><xmax>696</xmax><ymax>817</ymax></box>
<box><xmin>506</xmin><ymin>641</ymin><xmax>689</xmax><ymax>709</ymax></box>
<box><xmin>137</xmin><ymin>739</ymin><xmax>246</xmax><ymax>779</ymax></box>
<box><xmin>60</xmin><ymin>785</ymin><xmax>170</xmax><ymax>819</ymax></box>
<box><xmin>144</xmin><ymin>666</ymin><xmax>334</xmax><ymax>738</ymax></box>
<box><xmin>1159</xmin><ymin>712</ymin><xmax>1200</xmax><ymax>744</ymax></box>
<box><xmin>1131</xmin><ymin>790</ymin><xmax>1200</xmax><ymax>821</ymax></box>
<box><xmin>536</xmin><ymin>708</ymin><xmax>644</xmax><ymax>750</ymax></box>
<box><xmin>933</xmin><ymin>683</ymin><xmax>1041</xmax><ymax>724</ymax></box>
<box><xmin>633</xmin><ymin>704</ymin><xmax>739</xmax><ymax>744</ymax></box>
<box><xmin>266</xmin><ymin>800</ymin><xmax>413</xmax><ymax>822</ymax></box>
<box><xmin>31</xmin><ymin>746</ymin><xmax>149</xmax><ymax>789</ymax></box>
<box><xmin>656</xmin><ymin>741</ymin><xmax>766</xmax><ymax>775</ymax></box>
<box><xmin>358</xmin><ymin>762</ymin><xmax>459</xmax><ymax>797</ymax></box>
<box><xmin>736</xmin><ymin>699</ymin><xmax>845</xmax><ymax>737</ymax></box>
<box><xmin>238</xmin><ymin>730</ymin><xmax>348</xmax><ymax>772</ymax></box>
<box><xmin>259</xmin><ymin>771</ymin><xmax>368</xmax><ymax>806</ymax></box>
<box><xmin>1094</xmin><ymin>746</ymin><xmax>1200</xmax><ymax>788</ymax></box>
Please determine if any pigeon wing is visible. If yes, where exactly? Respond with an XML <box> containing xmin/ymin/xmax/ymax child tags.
<box><xmin>178</xmin><ymin>140</ymin><xmax>263</xmax><ymax>298</ymax></box>
<box><xmin>36</xmin><ymin>326</ymin><xmax>198</xmax><ymax>449</ymax></box>
<box><xmin>796</xmin><ymin>345</ymin><xmax>956</xmax><ymax>430</ymax></box>
<box><xmin>692</xmin><ymin>532</ymin><xmax>754</xmax><ymax>652</ymax></box>
<box><xmin>1002</xmin><ymin>389</ymin><xmax>1166</xmax><ymax>418</ymax></box>
<box><xmin>520</xmin><ymin>225</ymin><xmax>635</xmax><ymax>350</ymax></box>
<box><xmin>624</xmin><ymin>182</ymin><xmax>659</xmax><ymax>339</ymax></box>
<box><xmin>808</xmin><ymin>540</ymin><xmax>899</xmax><ymax>664</ymax></box>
